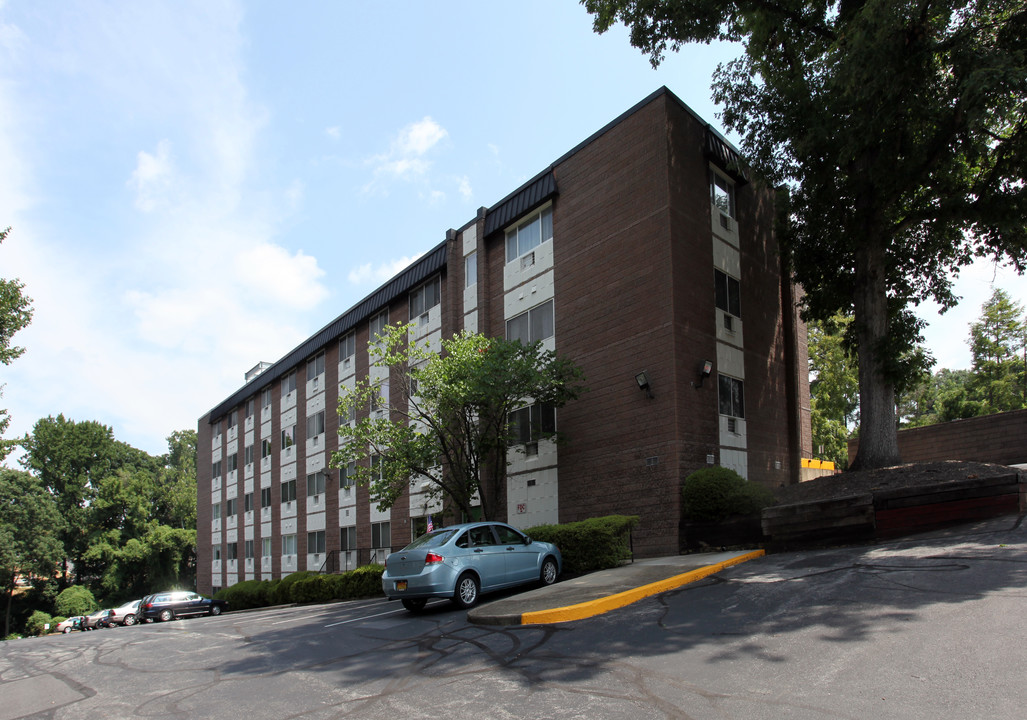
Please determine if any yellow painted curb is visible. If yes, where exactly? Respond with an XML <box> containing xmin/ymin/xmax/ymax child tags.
<box><xmin>520</xmin><ymin>549</ymin><xmax>766</xmax><ymax>625</ymax></box>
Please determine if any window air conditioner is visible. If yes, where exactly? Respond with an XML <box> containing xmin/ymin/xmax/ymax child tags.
<box><xmin>720</xmin><ymin>213</ymin><xmax>731</xmax><ymax>230</ymax></box>
<box><xmin>521</xmin><ymin>252</ymin><xmax>535</xmax><ymax>270</ymax></box>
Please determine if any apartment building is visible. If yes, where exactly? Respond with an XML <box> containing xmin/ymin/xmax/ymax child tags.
<box><xmin>197</xmin><ymin>87</ymin><xmax>811</xmax><ymax>594</ymax></box>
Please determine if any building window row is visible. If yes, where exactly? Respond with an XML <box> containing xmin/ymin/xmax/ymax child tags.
<box><xmin>506</xmin><ymin>206</ymin><xmax>553</xmax><ymax>263</ymax></box>
<box><xmin>507</xmin><ymin>299</ymin><xmax>554</xmax><ymax>345</ymax></box>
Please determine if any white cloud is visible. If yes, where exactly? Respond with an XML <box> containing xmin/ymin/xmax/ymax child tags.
<box><xmin>325</xmin><ymin>125</ymin><xmax>341</xmax><ymax>140</ymax></box>
<box><xmin>128</xmin><ymin>139</ymin><xmax>175</xmax><ymax>212</ymax></box>
<box><xmin>363</xmin><ymin>117</ymin><xmax>449</xmax><ymax>195</ymax></box>
<box><xmin>458</xmin><ymin>176</ymin><xmax>472</xmax><ymax>200</ymax></box>
<box><xmin>347</xmin><ymin>253</ymin><xmax>425</xmax><ymax>286</ymax></box>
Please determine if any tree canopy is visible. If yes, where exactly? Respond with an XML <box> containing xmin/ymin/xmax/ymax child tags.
<box><xmin>0</xmin><ymin>468</ymin><xmax>64</xmax><ymax>637</ymax></box>
<box><xmin>332</xmin><ymin>324</ymin><xmax>586</xmax><ymax>522</ymax></box>
<box><xmin>0</xmin><ymin>226</ymin><xmax>34</xmax><ymax>461</ymax></box>
<box><xmin>584</xmin><ymin>0</ymin><xmax>1027</xmax><ymax>469</ymax></box>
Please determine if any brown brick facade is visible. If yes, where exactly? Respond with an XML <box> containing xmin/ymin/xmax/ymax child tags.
<box><xmin>197</xmin><ymin>88</ymin><xmax>811</xmax><ymax>592</ymax></box>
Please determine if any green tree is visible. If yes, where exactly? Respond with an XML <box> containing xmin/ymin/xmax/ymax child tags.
<box><xmin>0</xmin><ymin>227</ymin><xmax>34</xmax><ymax>461</ymax></box>
<box><xmin>54</xmin><ymin>585</ymin><xmax>97</xmax><ymax>617</ymax></box>
<box><xmin>0</xmin><ymin>469</ymin><xmax>63</xmax><ymax>637</ymax></box>
<box><xmin>19</xmin><ymin>415</ymin><xmax>162</xmax><ymax>586</ymax></box>
<box><xmin>584</xmin><ymin>0</ymin><xmax>1027</xmax><ymax>469</ymax></box>
<box><xmin>966</xmin><ymin>288</ymin><xmax>1027</xmax><ymax>412</ymax></box>
<box><xmin>332</xmin><ymin>324</ymin><xmax>586</xmax><ymax>521</ymax></box>
<box><xmin>808</xmin><ymin>315</ymin><xmax>859</xmax><ymax>467</ymax></box>
<box><xmin>899</xmin><ymin>367</ymin><xmax>978</xmax><ymax>426</ymax></box>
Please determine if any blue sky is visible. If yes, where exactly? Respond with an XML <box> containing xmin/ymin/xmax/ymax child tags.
<box><xmin>0</xmin><ymin>1</ymin><xmax>1023</xmax><ymax>459</ymax></box>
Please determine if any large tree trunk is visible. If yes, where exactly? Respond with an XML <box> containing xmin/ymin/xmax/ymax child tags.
<box><xmin>851</xmin><ymin>239</ymin><xmax>901</xmax><ymax>470</ymax></box>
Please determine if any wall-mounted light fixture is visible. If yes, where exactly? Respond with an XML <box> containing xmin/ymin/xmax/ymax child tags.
<box><xmin>635</xmin><ymin>371</ymin><xmax>654</xmax><ymax>399</ymax></box>
<box><xmin>692</xmin><ymin>360</ymin><xmax>714</xmax><ymax>389</ymax></box>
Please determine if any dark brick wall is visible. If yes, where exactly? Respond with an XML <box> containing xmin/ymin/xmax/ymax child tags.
<box><xmin>848</xmin><ymin>409</ymin><xmax>1027</xmax><ymax>467</ymax></box>
<box><xmin>196</xmin><ymin>419</ymin><xmax>213</xmax><ymax>595</ymax></box>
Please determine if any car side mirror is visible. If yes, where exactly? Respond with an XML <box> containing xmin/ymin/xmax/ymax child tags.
<box><xmin>523</xmin><ymin>536</ymin><xmax>532</xmax><ymax>545</ymax></box>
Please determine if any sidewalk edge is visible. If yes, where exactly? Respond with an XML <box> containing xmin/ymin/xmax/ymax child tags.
<box><xmin>519</xmin><ymin>549</ymin><xmax>766</xmax><ymax>625</ymax></box>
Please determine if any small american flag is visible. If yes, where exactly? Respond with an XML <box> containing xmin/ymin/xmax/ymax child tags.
<box><xmin>426</xmin><ymin>515</ymin><xmax>434</xmax><ymax>533</ymax></box>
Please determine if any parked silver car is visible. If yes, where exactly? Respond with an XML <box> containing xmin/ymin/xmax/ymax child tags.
<box><xmin>382</xmin><ymin>521</ymin><xmax>561</xmax><ymax>611</ymax></box>
<box><xmin>109</xmin><ymin>599</ymin><xmax>141</xmax><ymax>626</ymax></box>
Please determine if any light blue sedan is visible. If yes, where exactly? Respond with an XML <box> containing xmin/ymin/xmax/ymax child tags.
<box><xmin>382</xmin><ymin>521</ymin><xmax>562</xmax><ymax>611</ymax></box>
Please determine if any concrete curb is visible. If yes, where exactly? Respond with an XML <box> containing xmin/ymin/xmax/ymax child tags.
<box><xmin>519</xmin><ymin>549</ymin><xmax>766</xmax><ymax>625</ymax></box>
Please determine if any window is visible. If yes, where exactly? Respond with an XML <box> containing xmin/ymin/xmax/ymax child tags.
<box><xmin>227</xmin><ymin>453</ymin><xmax>238</xmax><ymax>473</ymax></box>
<box><xmin>282</xmin><ymin>534</ymin><xmax>297</xmax><ymax>556</ymax></box>
<box><xmin>282</xmin><ymin>425</ymin><xmax>295</xmax><ymax>450</ymax></box>
<box><xmin>370</xmin><ymin>380</ymin><xmax>389</xmax><ymax>412</ymax></box>
<box><xmin>211</xmin><ymin>460</ymin><xmax>222</xmax><ymax>478</ymax></box>
<box><xmin>261</xmin><ymin>537</ymin><xmax>272</xmax><ymax>558</ymax></box>
<box><xmin>506</xmin><ymin>300</ymin><xmax>554</xmax><ymax>345</ymax></box>
<box><xmin>281</xmin><ymin>479</ymin><xmax>297</xmax><ymax>503</ymax></box>
<box><xmin>226</xmin><ymin>497</ymin><xmax>237</xmax><ymax>516</ymax></box>
<box><xmin>369</xmin><ymin>310</ymin><xmax>389</xmax><ymax>341</ymax></box>
<box><xmin>505</xmin><ymin>206</ymin><xmax>553</xmax><ymax>263</ymax></box>
<box><xmin>244</xmin><ymin>539</ymin><xmax>254</xmax><ymax>560</ymax></box>
<box><xmin>261</xmin><ymin>438</ymin><xmax>272</xmax><ymax>459</ymax></box>
<box><xmin>307</xmin><ymin>472</ymin><xmax>326</xmax><ymax>497</ymax></box>
<box><xmin>308</xmin><ymin>530</ymin><xmax>326</xmax><ymax>555</ymax></box>
<box><xmin>508</xmin><ymin>403</ymin><xmax>556</xmax><ymax>447</ymax></box>
<box><xmin>339</xmin><ymin>332</ymin><xmax>356</xmax><ymax>363</ymax></box>
<box><xmin>306</xmin><ymin>411</ymin><xmax>325</xmax><ymax>439</ymax></box>
<box><xmin>281</xmin><ymin>371</ymin><xmax>297</xmax><ymax>398</ymax></box>
<box><xmin>226</xmin><ymin>542</ymin><xmax>238</xmax><ymax>561</ymax></box>
<box><xmin>370</xmin><ymin>454</ymin><xmax>385</xmax><ymax>481</ymax></box>
<box><xmin>212</xmin><ymin>419</ymin><xmax>222</xmax><ymax>437</ymax></box>
<box><xmin>409</xmin><ymin>275</ymin><xmax>441</xmax><ymax>318</ymax></box>
<box><xmin>718</xmin><ymin>375</ymin><xmax>745</xmax><ymax>418</ymax></box>
<box><xmin>213</xmin><ymin>545</ymin><xmax>221</xmax><ymax>561</ymax></box>
<box><xmin>261</xmin><ymin>387</ymin><xmax>272</xmax><ymax>409</ymax></box>
<box><xmin>715</xmin><ymin>270</ymin><xmax>741</xmax><ymax>319</ymax></box>
<box><xmin>341</xmin><ymin>526</ymin><xmax>356</xmax><ymax>551</ymax></box>
<box><xmin>246</xmin><ymin>398</ymin><xmax>255</xmax><ymax>419</ymax></box>
<box><xmin>711</xmin><ymin>170</ymin><xmax>736</xmax><ymax>218</ymax></box>
<box><xmin>306</xmin><ymin>351</ymin><xmax>325</xmax><ymax>382</ymax></box>
<box><xmin>371</xmin><ymin>521</ymin><xmax>391</xmax><ymax>549</ymax></box>
<box><xmin>244</xmin><ymin>443</ymin><xmax>254</xmax><ymax>466</ymax></box>
<box><xmin>227</xmin><ymin>411</ymin><xmax>237</xmax><ymax>430</ymax></box>
<box><xmin>339</xmin><ymin>461</ymin><xmax>356</xmax><ymax>488</ymax></box>
<box><xmin>261</xmin><ymin>487</ymin><xmax>272</xmax><ymax>508</ymax></box>
<box><xmin>244</xmin><ymin>492</ymin><xmax>253</xmax><ymax>513</ymax></box>
<box><xmin>212</xmin><ymin>502</ymin><xmax>221</xmax><ymax>519</ymax></box>
<box><xmin>465</xmin><ymin>252</ymin><xmax>477</xmax><ymax>287</ymax></box>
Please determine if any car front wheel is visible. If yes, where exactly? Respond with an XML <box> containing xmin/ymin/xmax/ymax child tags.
<box><xmin>158</xmin><ymin>609</ymin><xmax>173</xmax><ymax>622</ymax></box>
<box><xmin>452</xmin><ymin>573</ymin><xmax>480</xmax><ymax>609</ymax></box>
<box><xmin>209</xmin><ymin>605</ymin><xmax>222</xmax><ymax>616</ymax></box>
<box><xmin>540</xmin><ymin>557</ymin><xmax>559</xmax><ymax>586</ymax></box>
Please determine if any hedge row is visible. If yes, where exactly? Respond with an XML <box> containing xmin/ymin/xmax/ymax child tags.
<box><xmin>214</xmin><ymin>565</ymin><xmax>385</xmax><ymax>609</ymax></box>
<box><xmin>525</xmin><ymin>515</ymin><xmax>638</xmax><ymax>574</ymax></box>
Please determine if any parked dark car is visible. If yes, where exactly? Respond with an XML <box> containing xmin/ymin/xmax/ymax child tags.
<box><xmin>382</xmin><ymin>521</ymin><xmax>561</xmax><ymax>611</ymax></box>
<box><xmin>138</xmin><ymin>591</ymin><xmax>228</xmax><ymax>622</ymax></box>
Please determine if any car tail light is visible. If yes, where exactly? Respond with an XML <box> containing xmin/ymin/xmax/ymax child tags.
<box><xmin>425</xmin><ymin>552</ymin><xmax>444</xmax><ymax>565</ymax></box>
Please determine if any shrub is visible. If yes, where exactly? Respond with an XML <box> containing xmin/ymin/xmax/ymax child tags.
<box><xmin>681</xmin><ymin>467</ymin><xmax>776</xmax><ymax>522</ymax></box>
<box><xmin>24</xmin><ymin>611</ymin><xmax>53</xmax><ymax>637</ymax></box>
<box><xmin>272</xmin><ymin>570</ymin><xmax>318</xmax><ymax>605</ymax></box>
<box><xmin>290</xmin><ymin>575</ymin><xmax>333</xmax><ymax>604</ymax></box>
<box><xmin>214</xmin><ymin>579</ymin><xmax>274</xmax><ymax>611</ymax></box>
<box><xmin>525</xmin><ymin>515</ymin><xmax>638</xmax><ymax>574</ymax></box>
<box><xmin>55</xmin><ymin>586</ymin><xmax>97</xmax><ymax>617</ymax></box>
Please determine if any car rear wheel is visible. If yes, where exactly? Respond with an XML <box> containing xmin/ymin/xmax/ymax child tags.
<box><xmin>62</xmin><ymin>627</ymin><xmax>71</xmax><ymax>634</ymax></box>
<box><xmin>123</xmin><ymin>614</ymin><xmax>136</xmax><ymax>626</ymax></box>
<box><xmin>540</xmin><ymin>557</ymin><xmax>559</xmax><ymax>586</ymax></box>
<box><xmin>158</xmin><ymin>609</ymin><xmax>174</xmax><ymax>622</ymax></box>
<box><xmin>210</xmin><ymin>605</ymin><xmax>222</xmax><ymax>616</ymax></box>
<box><xmin>401</xmin><ymin>598</ymin><xmax>428</xmax><ymax>612</ymax></box>
<box><xmin>452</xmin><ymin>573</ymin><xmax>480</xmax><ymax>609</ymax></box>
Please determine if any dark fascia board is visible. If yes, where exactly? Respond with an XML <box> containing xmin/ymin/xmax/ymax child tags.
<box><xmin>206</xmin><ymin>240</ymin><xmax>447</xmax><ymax>423</ymax></box>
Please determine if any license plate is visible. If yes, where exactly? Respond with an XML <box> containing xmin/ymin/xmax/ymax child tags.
<box><xmin>396</xmin><ymin>581</ymin><xmax>407</xmax><ymax>591</ymax></box>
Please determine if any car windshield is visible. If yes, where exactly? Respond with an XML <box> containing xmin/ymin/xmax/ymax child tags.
<box><xmin>402</xmin><ymin>529</ymin><xmax>457</xmax><ymax>550</ymax></box>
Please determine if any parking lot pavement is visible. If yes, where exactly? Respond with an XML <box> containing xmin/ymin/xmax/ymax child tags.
<box><xmin>467</xmin><ymin>549</ymin><xmax>765</xmax><ymax>625</ymax></box>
